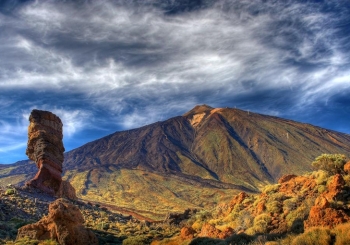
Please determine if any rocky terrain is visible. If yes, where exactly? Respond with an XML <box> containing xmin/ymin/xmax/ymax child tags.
<box><xmin>0</xmin><ymin>106</ymin><xmax>350</xmax><ymax>244</ymax></box>
<box><xmin>0</xmin><ymin>185</ymin><xmax>182</xmax><ymax>244</ymax></box>
<box><xmin>2</xmin><ymin>155</ymin><xmax>350</xmax><ymax>245</ymax></box>
<box><xmin>155</xmin><ymin>156</ymin><xmax>350</xmax><ymax>245</ymax></box>
<box><xmin>1</xmin><ymin>106</ymin><xmax>350</xmax><ymax>220</ymax></box>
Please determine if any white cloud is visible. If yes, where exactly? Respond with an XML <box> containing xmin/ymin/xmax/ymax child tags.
<box><xmin>0</xmin><ymin>0</ymin><xmax>349</xmax><ymax>156</ymax></box>
<box><xmin>1</xmin><ymin>0</ymin><xmax>346</xmax><ymax>100</ymax></box>
<box><xmin>0</xmin><ymin>118</ymin><xmax>28</xmax><ymax>161</ymax></box>
<box><xmin>51</xmin><ymin>109</ymin><xmax>92</xmax><ymax>138</ymax></box>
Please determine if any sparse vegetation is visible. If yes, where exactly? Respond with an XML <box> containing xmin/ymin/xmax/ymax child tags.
<box><xmin>122</xmin><ymin>235</ymin><xmax>150</xmax><ymax>245</ymax></box>
<box><xmin>312</xmin><ymin>154</ymin><xmax>347</xmax><ymax>175</ymax></box>
<box><xmin>2</xmin><ymin>153</ymin><xmax>350</xmax><ymax>245</ymax></box>
<box><xmin>5</xmin><ymin>189</ymin><xmax>15</xmax><ymax>196</ymax></box>
<box><xmin>291</xmin><ymin>227</ymin><xmax>331</xmax><ymax>245</ymax></box>
<box><xmin>332</xmin><ymin>222</ymin><xmax>350</xmax><ymax>245</ymax></box>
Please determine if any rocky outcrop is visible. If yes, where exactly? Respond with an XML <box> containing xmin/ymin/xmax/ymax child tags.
<box><xmin>323</xmin><ymin>174</ymin><xmax>345</xmax><ymax>201</ymax></box>
<box><xmin>25</xmin><ymin>109</ymin><xmax>65</xmax><ymax>195</ymax></box>
<box><xmin>57</xmin><ymin>180</ymin><xmax>77</xmax><ymax>200</ymax></box>
<box><xmin>278</xmin><ymin>174</ymin><xmax>297</xmax><ymax>184</ymax></box>
<box><xmin>344</xmin><ymin>161</ymin><xmax>350</xmax><ymax>174</ymax></box>
<box><xmin>198</xmin><ymin>223</ymin><xmax>233</xmax><ymax>239</ymax></box>
<box><xmin>165</xmin><ymin>209</ymin><xmax>198</xmax><ymax>225</ymax></box>
<box><xmin>225</xmin><ymin>192</ymin><xmax>249</xmax><ymax>215</ymax></box>
<box><xmin>278</xmin><ymin>175</ymin><xmax>316</xmax><ymax>196</ymax></box>
<box><xmin>180</xmin><ymin>227</ymin><xmax>196</xmax><ymax>239</ymax></box>
<box><xmin>17</xmin><ymin>198</ymin><xmax>98</xmax><ymax>245</ymax></box>
<box><xmin>304</xmin><ymin>174</ymin><xmax>350</xmax><ymax>229</ymax></box>
<box><xmin>304</xmin><ymin>196</ymin><xmax>350</xmax><ymax>229</ymax></box>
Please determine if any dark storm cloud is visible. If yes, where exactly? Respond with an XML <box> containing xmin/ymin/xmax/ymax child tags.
<box><xmin>1</xmin><ymin>0</ymin><xmax>350</xmax><ymax>163</ymax></box>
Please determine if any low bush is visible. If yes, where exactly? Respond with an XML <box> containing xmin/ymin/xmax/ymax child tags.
<box><xmin>283</xmin><ymin>197</ymin><xmax>299</xmax><ymax>211</ymax></box>
<box><xmin>266</xmin><ymin>200</ymin><xmax>281</xmax><ymax>213</ymax></box>
<box><xmin>248</xmin><ymin>214</ymin><xmax>271</xmax><ymax>234</ymax></box>
<box><xmin>5</xmin><ymin>189</ymin><xmax>15</xmax><ymax>195</ymax></box>
<box><xmin>122</xmin><ymin>235</ymin><xmax>150</xmax><ymax>245</ymax></box>
<box><xmin>291</xmin><ymin>227</ymin><xmax>331</xmax><ymax>245</ymax></box>
<box><xmin>234</xmin><ymin>210</ymin><xmax>253</xmax><ymax>230</ymax></box>
<box><xmin>311</xmin><ymin>170</ymin><xmax>329</xmax><ymax>185</ymax></box>
<box><xmin>262</xmin><ymin>184</ymin><xmax>280</xmax><ymax>194</ymax></box>
<box><xmin>332</xmin><ymin>222</ymin><xmax>350</xmax><ymax>245</ymax></box>
<box><xmin>312</xmin><ymin>154</ymin><xmax>347</xmax><ymax>175</ymax></box>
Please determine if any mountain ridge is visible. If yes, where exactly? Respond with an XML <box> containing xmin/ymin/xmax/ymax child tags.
<box><xmin>1</xmin><ymin>105</ymin><xmax>350</xmax><ymax>219</ymax></box>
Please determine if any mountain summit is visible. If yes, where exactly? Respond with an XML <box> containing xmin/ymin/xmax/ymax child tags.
<box><xmin>1</xmin><ymin>106</ymin><xmax>350</xmax><ymax>219</ymax></box>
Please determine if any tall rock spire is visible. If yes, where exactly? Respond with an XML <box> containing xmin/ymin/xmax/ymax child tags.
<box><xmin>26</xmin><ymin>109</ymin><xmax>65</xmax><ymax>194</ymax></box>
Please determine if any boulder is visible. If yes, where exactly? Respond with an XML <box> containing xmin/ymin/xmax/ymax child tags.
<box><xmin>26</xmin><ymin>109</ymin><xmax>65</xmax><ymax>195</ymax></box>
<box><xmin>304</xmin><ymin>178</ymin><xmax>350</xmax><ymax>229</ymax></box>
<box><xmin>278</xmin><ymin>174</ymin><xmax>297</xmax><ymax>184</ymax></box>
<box><xmin>198</xmin><ymin>223</ymin><xmax>233</xmax><ymax>239</ymax></box>
<box><xmin>344</xmin><ymin>161</ymin><xmax>350</xmax><ymax>174</ymax></box>
<box><xmin>304</xmin><ymin>205</ymin><xmax>350</xmax><ymax>229</ymax></box>
<box><xmin>226</xmin><ymin>192</ymin><xmax>249</xmax><ymax>214</ymax></box>
<box><xmin>17</xmin><ymin>198</ymin><xmax>98</xmax><ymax>245</ymax></box>
<box><xmin>278</xmin><ymin>176</ymin><xmax>316</xmax><ymax>196</ymax></box>
<box><xmin>324</xmin><ymin>174</ymin><xmax>345</xmax><ymax>201</ymax></box>
<box><xmin>180</xmin><ymin>226</ymin><xmax>196</xmax><ymax>239</ymax></box>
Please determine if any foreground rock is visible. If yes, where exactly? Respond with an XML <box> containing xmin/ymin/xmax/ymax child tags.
<box><xmin>26</xmin><ymin>109</ymin><xmax>65</xmax><ymax>195</ymax></box>
<box><xmin>304</xmin><ymin>174</ymin><xmax>350</xmax><ymax>229</ymax></box>
<box><xmin>17</xmin><ymin>198</ymin><xmax>98</xmax><ymax>245</ymax></box>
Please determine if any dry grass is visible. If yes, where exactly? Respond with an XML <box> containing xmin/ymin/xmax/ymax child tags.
<box><xmin>68</xmin><ymin>168</ymin><xmax>240</xmax><ymax>221</ymax></box>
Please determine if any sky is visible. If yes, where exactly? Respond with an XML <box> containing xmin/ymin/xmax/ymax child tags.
<box><xmin>1</xmin><ymin>0</ymin><xmax>350</xmax><ymax>164</ymax></box>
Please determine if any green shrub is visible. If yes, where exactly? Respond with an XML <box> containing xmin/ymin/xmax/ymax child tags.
<box><xmin>38</xmin><ymin>240</ymin><xmax>59</xmax><ymax>245</ymax></box>
<box><xmin>251</xmin><ymin>214</ymin><xmax>271</xmax><ymax>234</ymax></box>
<box><xmin>193</xmin><ymin>210</ymin><xmax>212</xmax><ymax>222</ymax></box>
<box><xmin>333</xmin><ymin>222</ymin><xmax>350</xmax><ymax>245</ymax></box>
<box><xmin>283</xmin><ymin>197</ymin><xmax>299</xmax><ymax>211</ymax></box>
<box><xmin>5</xmin><ymin>189</ymin><xmax>15</xmax><ymax>195</ymax></box>
<box><xmin>291</xmin><ymin>227</ymin><xmax>331</xmax><ymax>245</ymax></box>
<box><xmin>266</xmin><ymin>201</ymin><xmax>281</xmax><ymax>213</ymax></box>
<box><xmin>312</xmin><ymin>154</ymin><xmax>347</xmax><ymax>175</ymax></box>
<box><xmin>262</xmin><ymin>184</ymin><xmax>280</xmax><ymax>194</ymax></box>
<box><xmin>122</xmin><ymin>235</ymin><xmax>149</xmax><ymax>245</ymax></box>
<box><xmin>317</xmin><ymin>185</ymin><xmax>327</xmax><ymax>194</ymax></box>
<box><xmin>4</xmin><ymin>238</ymin><xmax>59</xmax><ymax>245</ymax></box>
<box><xmin>5</xmin><ymin>237</ymin><xmax>39</xmax><ymax>245</ymax></box>
<box><xmin>286</xmin><ymin>204</ymin><xmax>309</xmax><ymax>232</ymax></box>
<box><xmin>343</xmin><ymin>174</ymin><xmax>350</xmax><ymax>186</ymax></box>
<box><xmin>234</xmin><ymin>210</ymin><xmax>253</xmax><ymax>230</ymax></box>
<box><xmin>312</xmin><ymin>170</ymin><xmax>330</xmax><ymax>185</ymax></box>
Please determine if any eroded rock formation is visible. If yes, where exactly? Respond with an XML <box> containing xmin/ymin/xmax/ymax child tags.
<box><xmin>17</xmin><ymin>198</ymin><xmax>98</xmax><ymax>245</ymax></box>
<box><xmin>26</xmin><ymin>109</ymin><xmax>65</xmax><ymax>195</ymax></box>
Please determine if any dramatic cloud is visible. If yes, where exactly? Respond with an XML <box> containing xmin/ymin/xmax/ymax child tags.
<box><xmin>1</xmin><ymin>0</ymin><xmax>349</xmax><ymax>163</ymax></box>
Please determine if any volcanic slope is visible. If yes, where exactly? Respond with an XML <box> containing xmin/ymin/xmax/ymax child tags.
<box><xmin>2</xmin><ymin>105</ymin><xmax>350</xmax><ymax>219</ymax></box>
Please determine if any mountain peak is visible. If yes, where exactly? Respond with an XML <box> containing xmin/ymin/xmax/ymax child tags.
<box><xmin>183</xmin><ymin>104</ymin><xmax>219</xmax><ymax>128</ymax></box>
<box><xmin>183</xmin><ymin>104</ymin><xmax>214</xmax><ymax>117</ymax></box>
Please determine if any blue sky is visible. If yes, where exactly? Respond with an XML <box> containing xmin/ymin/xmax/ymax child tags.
<box><xmin>1</xmin><ymin>0</ymin><xmax>350</xmax><ymax>164</ymax></box>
